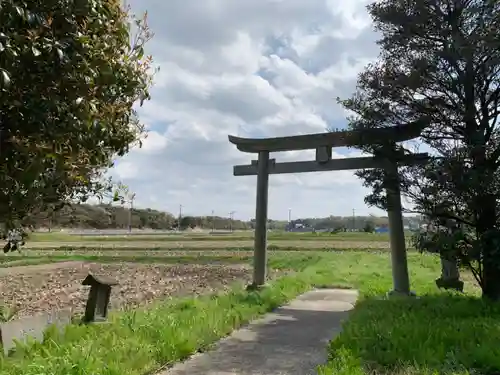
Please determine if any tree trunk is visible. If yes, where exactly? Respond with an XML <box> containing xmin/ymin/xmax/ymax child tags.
<box><xmin>482</xmin><ymin>257</ymin><xmax>500</xmax><ymax>301</ymax></box>
<box><xmin>476</xmin><ymin>194</ymin><xmax>500</xmax><ymax>301</ymax></box>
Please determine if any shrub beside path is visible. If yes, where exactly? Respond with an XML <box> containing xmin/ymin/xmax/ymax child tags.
<box><xmin>160</xmin><ymin>288</ymin><xmax>358</xmax><ymax>375</ymax></box>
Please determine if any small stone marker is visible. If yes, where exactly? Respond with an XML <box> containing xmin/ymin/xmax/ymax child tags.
<box><xmin>82</xmin><ymin>273</ymin><xmax>118</xmax><ymax>323</ymax></box>
<box><xmin>0</xmin><ymin>309</ymin><xmax>72</xmax><ymax>355</ymax></box>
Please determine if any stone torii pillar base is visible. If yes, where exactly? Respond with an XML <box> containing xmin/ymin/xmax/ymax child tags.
<box><xmin>387</xmin><ymin>290</ymin><xmax>417</xmax><ymax>298</ymax></box>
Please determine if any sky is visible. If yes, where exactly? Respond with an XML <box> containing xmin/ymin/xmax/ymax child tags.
<box><xmin>108</xmin><ymin>0</ymin><xmax>399</xmax><ymax>221</ymax></box>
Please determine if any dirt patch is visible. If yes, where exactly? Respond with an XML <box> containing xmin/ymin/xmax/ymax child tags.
<box><xmin>0</xmin><ymin>261</ymin><xmax>85</xmax><ymax>276</ymax></box>
<box><xmin>0</xmin><ymin>262</ymin><xmax>255</xmax><ymax>319</ymax></box>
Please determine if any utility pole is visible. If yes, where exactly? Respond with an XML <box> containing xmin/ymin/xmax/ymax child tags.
<box><xmin>352</xmin><ymin>208</ymin><xmax>356</xmax><ymax>232</ymax></box>
<box><xmin>211</xmin><ymin>209</ymin><xmax>215</xmax><ymax>233</ymax></box>
<box><xmin>288</xmin><ymin>208</ymin><xmax>292</xmax><ymax>223</ymax></box>
<box><xmin>229</xmin><ymin>211</ymin><xmax>235</xmax><ymax>232</ymax></box>
<box><xmin>127</xmin><ymin>193</ymin><xmax>136</xmax><ymax>234</ymax></box>
<box><xmin>178</xmin><ymin>204</ymin><xmax>183</xmax><ymax>231</ymax></box>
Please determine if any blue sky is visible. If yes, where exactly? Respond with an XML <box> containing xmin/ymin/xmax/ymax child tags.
<box><xmin>107</xmin><ymin>0</ymin><xmax>415</xmax><ymax>220</ymax></box>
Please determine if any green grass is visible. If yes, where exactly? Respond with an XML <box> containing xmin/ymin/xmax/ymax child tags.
<box><xmin>0</xmin><ymin>251</ymin><xmax>336</xmax><ymax>269</ymax></box>
<box><xmin>28</xmin><ymin>231</ymin><xmax>393</xmax><ymax>242</ymax></box>
<box><xmin>1</xmin><ymin>251</ymin><xmax>499</xmax><ymax>375</ymax></box>
<box><xmin>0</xmin><ymin>252</ymin><xmax>331</xmax><ymax>375</ymax></box>
<box><xmin>2</xmin><ymin>281</ymin><xmax>311</xmax><ymax>375</ymax></box>
<box><xmin>0</xmin><ymin>254</ymin><xmax>254</xmax><ymax>267</ymax></box>
<box><xmin>319</xmin><ymin>294</ymin><xmax>500</xmax><ymax>375</ymax></box>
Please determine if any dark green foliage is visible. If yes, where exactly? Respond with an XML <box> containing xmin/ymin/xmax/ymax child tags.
<box><xmin>363</xmin><ymin>221</ymin><xmax>375</xmax><ymax>233</ymax></box>
<box><xmin>20</xmin><ymin>204</ymin><xmax>254</xmax><ymax>230</ymax></box>
<box><xmin>0</xmin><ymin>0</ymin><xmax>154</xmax><ymax>232</ymax></box>
<box><xmin>340</xmin><ymin>0</ymin><xmax>500</xmax><ymax>299</ymax></box>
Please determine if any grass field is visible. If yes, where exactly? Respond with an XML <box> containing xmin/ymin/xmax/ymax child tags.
<box><xmin>28</xmin><ymin>231</ymin><xmax>393</xmax><ymax>242</ymax></box>
<box><xmin>0</xmin><ymin>231</ymin><xmax>499</xmax><ymax>375</ymax></box>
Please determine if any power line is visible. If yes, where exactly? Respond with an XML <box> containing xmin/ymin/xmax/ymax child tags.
<box><xmin>178</xmin><ymin>204</ymin><xmax>182</xmax><ymax>231</ymax></box>
<box><xmin>211</xmin><ymin>209</ymin><xmax>215</xmax><ymax>232</ymax></box>
<box><xmin>127</xmin><ymin>193</ymin><xmax>136</xmax><ymax>234</ymax></box>
<box><xmin>229</xmin><ymin>211</ymin><xmax>235</xmax><ymax>232</ymax></box>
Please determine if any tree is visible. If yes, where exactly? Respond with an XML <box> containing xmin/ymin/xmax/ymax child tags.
<box><xmin>179</xmin><ymin>216</ymin><xmax>197</xmax><ymax>230</ymax></box>
<box><xmin>0</xmin><ymin>0</ymin><xmax>155</xmax><ymax>232</ymax></box>
<box><xmin>340</xmin><ymin>0</ymin><xmax>500</xmax><ymax>299</ymax></box>
<box><xmin>363</xmin><ymin>221</ymin><xmax>375</xmax><ymax>233</ymax></box>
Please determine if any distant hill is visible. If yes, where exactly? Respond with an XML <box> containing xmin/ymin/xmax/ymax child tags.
<box><xmin>22</xmin><ymin>204</ymin><xmax>250</xmax><ymax>231</ymax></box>
<box><xmin>19</xmin><ymin>203</ymin><xmax>422</xmax><ymax>231</ymax></box>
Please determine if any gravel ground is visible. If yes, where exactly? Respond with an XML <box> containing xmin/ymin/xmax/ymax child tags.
<box><xmin>0</xmin><ymin>262</ymin><xmax>256</xmax><ymax>319</ymax></box>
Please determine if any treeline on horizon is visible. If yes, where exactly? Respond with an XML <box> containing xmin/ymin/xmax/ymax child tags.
<box><xmin>20</xmin><ymin>203</ymin><xmax>422</xmax><ymax>231</ymax></box>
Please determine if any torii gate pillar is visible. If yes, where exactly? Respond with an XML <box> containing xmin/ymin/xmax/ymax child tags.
<box><xmin>385</xmin><ymin>161</ymin><xmax>411</xmax><ymax>295</ymax></box>
<box><xmin>252</xmin><ymin>151</ymin><xmax>270</xmax><ymax>288</ymax></box>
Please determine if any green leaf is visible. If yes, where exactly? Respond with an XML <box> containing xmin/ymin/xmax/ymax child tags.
<box><xmin>0</xmin><ymin>69</ymin><xmax>11</xmax><ymax>88</ymax></box>
<box><xmin>14</xmin><ymin>6</ymin><xmax>24</xmax><ymax>18</ymax></box>
<box><xmin>136</xmin><ymin>46</ymin><xmax>144</xmax><ymax>59</ymax></box>
<box><xmin>56</xmin><ymin>48</ymin><xmax>64</xmax><ymax>60</ymax></box>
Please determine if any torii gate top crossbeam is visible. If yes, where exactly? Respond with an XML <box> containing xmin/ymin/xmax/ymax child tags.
<box><xmin>228</xmin><ymin>121</ymin><xmax>426</xmax><ymax>153</ymax></box>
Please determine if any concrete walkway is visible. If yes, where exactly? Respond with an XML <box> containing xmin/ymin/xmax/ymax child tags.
<box><xmin>160</xmin><ymin>288</ymin><xmax>359</xmax><ymax>375</ymax></box>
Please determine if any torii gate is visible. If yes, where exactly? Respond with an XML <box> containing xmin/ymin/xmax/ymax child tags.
<box><xmin>228</xmin><ymin>123</ymin><xmax>428</xmax><ymax>296</ymax></box>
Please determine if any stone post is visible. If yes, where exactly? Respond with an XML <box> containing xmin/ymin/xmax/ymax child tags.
<box><xmin>436</xmin><ymin>256</ymin><xmax>464</xmax><ymax>292</ymax></box>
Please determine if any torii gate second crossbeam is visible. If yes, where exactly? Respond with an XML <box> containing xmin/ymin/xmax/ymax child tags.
<box><xmin>228</xmin><ymin>123</ymin><xmax>428</xmax><ymax>296</ymax></box>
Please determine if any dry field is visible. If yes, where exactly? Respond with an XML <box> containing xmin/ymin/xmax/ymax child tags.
<box><xmin>0</xmin><ymin>261</ymin><xmax>259</xmax><ymax>320</ymax></box>
<box><xmin>24</xmin><ymin>239</ymin><xmax>391</xmax><ymax>249</ymax></box>
<box><xmin>4</xmin><ymin>249</ymin><xmax>254</xmax><ymax>257</ymax></box>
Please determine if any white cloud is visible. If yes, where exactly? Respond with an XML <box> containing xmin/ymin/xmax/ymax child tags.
<box><xmin>108</xmin><ymin>0</ymin><xmax>401</xmax><ymax>220</ymax></box>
